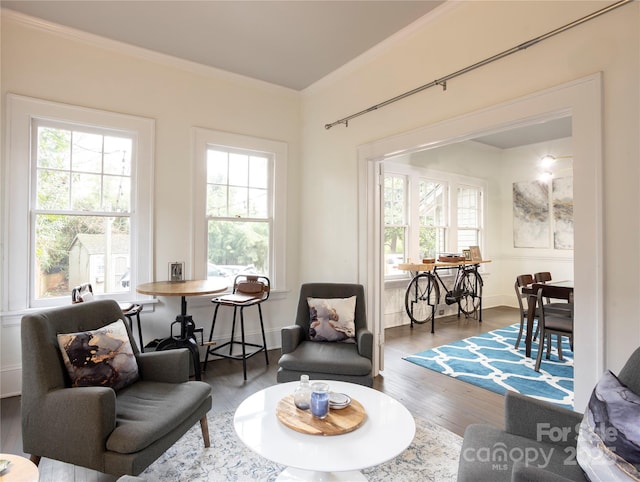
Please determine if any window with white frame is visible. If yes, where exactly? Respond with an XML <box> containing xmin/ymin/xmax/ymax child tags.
<box><xmin>4</xmin><ymin>94</ymin><xmax>154</xmax><ymax>310</ymax></box>
<box><xmin>418</xmin><ymin>179</ymin><xmax>447</xmax><ymax>259</ymax></box>
<box><xmin>206</xmin><ymin>147</ymin><xmax>271</xmax><ymax>281</ymax></box>
<box><xmin>193</xmin><ymin>128</ymin><xmax>287</xmax><ymax>291</ymax></box>
<box><xmin>457</xmin><ymin>186</ymin><xmax>483</xmax><ymax>253</ymax></box>
<box><xmin>383</xmin><ymin>174</ymin><xmax>408</xmax><ymax>277</ymax></box>
<box><xmin>383</xmin><ymin>163</ymin><xmax>485</xmax><ymax>280</ymax></box>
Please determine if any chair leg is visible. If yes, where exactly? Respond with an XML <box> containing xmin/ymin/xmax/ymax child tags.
<box><xmin>557</xmin><ymin>334</ymin><xmax>564</xmax><ymax>360</ymax></box>
<box><xmin>546</xmin><ymin>333</ymin><xmax>552</xmax><ymax>359</ymax></box>
<box><xmin>230</xmin><ymin>307</ymin><xmax>238</xmax><ymax>356</ymax></box>
<box><xmin>535</xmin><ymin>330</ymin><xmax>545</xmax><ymax>372</ymax></box>
<box><xmin>514</xmin><ymin>315</ymin><xmax>524</xmax><ymax>349</ymax></box>
<box><xmin>258</xmin><ymin>304</ymin><xmax>269</xmax><ymax>364</ymax></box>
<box><xmin>200</xmin><ymin>416</ymin><xmax>210</xmax><ymax>448</ymax></box>
<box><xmin>203</xmin><ymin>304</ymin><xmax>221</xmax><ymax>372</ymax></box>
<box><xmin>29</xmin><ymin>455</ymin><xmax>41</xmax><ymax>466</ymax></box>
<box><xmin>240</xmin><ymin>308</ymin><xmax>247</xmax><ymax>380</ymax></box>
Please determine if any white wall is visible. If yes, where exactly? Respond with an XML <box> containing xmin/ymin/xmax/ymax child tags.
<box><xmin>1</xmin><ymin>1</ymin><xmax>639</xmax><ymax>403</ymax></box>
<box><xmin>300</xmin><ymin>1</ymin><xmax>639</xmax><ymax>407</ymax></box>
<box><xmin>0</xmin><ymin>12</ymin><xmax>303</xmax><ymax>396</ymax></box>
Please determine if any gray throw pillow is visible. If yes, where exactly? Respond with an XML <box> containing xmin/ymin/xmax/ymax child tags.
<box><xmin>576</xmin><ymin>370</ymin><xmax>640</xmax><ymax>481</ymax></box>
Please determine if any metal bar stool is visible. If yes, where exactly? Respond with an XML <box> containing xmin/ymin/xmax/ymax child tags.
<box><xmin>120</xmin><ymin>303</ymin><xmax>144</xmax><ymax>353</ymax></box>
<box><xmin>203</xmin><ymin>275</ymin><xmax>270</xmax><ymax>380</ymax></box>
<box><xmin>71</xmin><ymin>282</ymin><xmax>145</xmax><ymax>352</ymax></box>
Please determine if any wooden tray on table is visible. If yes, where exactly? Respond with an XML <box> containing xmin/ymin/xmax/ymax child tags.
<box><xmin>275</xmin><ymin>394</ymin><xmax>366</xmax><ymax>436</ymax></box>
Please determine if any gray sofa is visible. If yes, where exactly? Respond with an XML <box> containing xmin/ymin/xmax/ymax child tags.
<box><xmin>21</xmin><ymin>299</ymin><xmax>212</xmax><ymax>477</ymax></box>
<box><xmin>277</xmin><ymin>283</ymin><xmax>374</xmax><ymax>387</ymax></box>
<box><xmin>457</xmin><ymin>346</ymin><xmax>640</xmax><ymax>481</ymax></box>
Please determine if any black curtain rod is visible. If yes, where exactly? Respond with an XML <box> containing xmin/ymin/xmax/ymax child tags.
<box><xmin>324</xmin><ymin>0</ymin><xmax>634</xmax><ymax>130</ymax></box>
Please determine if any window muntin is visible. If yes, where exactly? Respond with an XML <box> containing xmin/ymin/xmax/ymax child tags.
<box><xmin>206</xmin><ymin>147</ymin><xmax>272</xmax><ymax>285</ymax></box>
<box><xmin>418</xmin><ymin>180</ymin><xmax>447</xmax><ymax>259</ymax></box>
<box><xmin>32</xmin><ymin>121</ymin><xmax>133</xmax><ymax>299</ymax></box>
<box><xmin>457</xmin><ymin>186</ymin><xmax>482</xmax><ymax>253</ymax></box>
<box><xmin>383</xmin><ymin>174</ymin><xmax>408</xmax><ymax>276</ymax></box>
<box><xmin>382</xmin><ymin>163</ymin><xmax>485</xmax><ymax>281</ymax></box>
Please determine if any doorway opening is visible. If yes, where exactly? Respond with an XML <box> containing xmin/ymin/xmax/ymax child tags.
<box><xmin>358</xmin><ymin>74</ymin><xmax>602</xmax><ymax>408</ymax></box>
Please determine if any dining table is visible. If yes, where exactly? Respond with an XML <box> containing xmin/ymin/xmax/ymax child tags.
<box><xmin>136</xmin><ymin>279</ymin><xmax>228</xmax><ymax>379</ymax></box>
<box><xmin>521</xmin><ymin>280</ymin><xmax>574</xmax><ymax>358</ymax></box>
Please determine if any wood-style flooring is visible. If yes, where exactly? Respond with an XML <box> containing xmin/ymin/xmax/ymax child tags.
<box><xmin>0</xmin><ymin>306</ymin><xmax>516</xmax><ymax>481</ymax></box>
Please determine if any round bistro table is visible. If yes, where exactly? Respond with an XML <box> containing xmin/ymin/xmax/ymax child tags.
<box><xmin>136</xmin><ymin>279</ymin><xmax>227</xmax><ymax>379</ymax></box>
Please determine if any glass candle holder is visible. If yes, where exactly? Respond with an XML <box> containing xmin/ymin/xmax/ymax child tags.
<box><xmin>310</xmin><ymin>382</ymin><xmax>330</xmax><ymax>419</ymax></box>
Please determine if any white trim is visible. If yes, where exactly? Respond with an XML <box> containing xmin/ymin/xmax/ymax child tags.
<box><xmin>192</xmin><ymin>128</ymin><xmax>288</xmax><ymax>291</ymax></box>
<box><xmin>3</xmin><ymin>93</ymin><xmax>155</xmax><ymax>312</ymax></box>
<box><xmin>358</xmin><ymin>73</ymin><xmax>603</xmax><ymax>409</ymax></box>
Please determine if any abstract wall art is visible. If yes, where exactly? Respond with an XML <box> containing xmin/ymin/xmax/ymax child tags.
<box><xmin>513</xmin><ymin>180</ymin><xmax>550</xmax><ymax>248</ymax></box>
<box><xmin>552</xmin><ymin>176</ymin><xmax>574</xmax><ymax>249</ymax></box>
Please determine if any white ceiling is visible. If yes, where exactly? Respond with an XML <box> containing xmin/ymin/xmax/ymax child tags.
<box><xmin>1</xmin><ymin>0</ymin><xmax>444</xmax><ymax>91</ymax></box>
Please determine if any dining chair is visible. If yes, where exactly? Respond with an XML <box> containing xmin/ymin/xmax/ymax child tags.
<box><xmin>514</xmin><ymin>274</ymin><xmax>539</xmax><ymax>350</ymax></box>
<box><xmin>203</xmin><ymin>274</ymin><xmax>270</xmax><ymax>380</ymax></box>
<box><xmin>533</xmin><ymin>272</ymin><xmax>573</xmax><ymax>317</ymax></box>
<box><xmin>534</xmin><ymin>286</ymin><xmax>573</xmax><ymax>372</ymax></box>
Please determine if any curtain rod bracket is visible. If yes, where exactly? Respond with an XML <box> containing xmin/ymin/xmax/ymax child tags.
<box><xmin>436</xmin><ymin>80</ymin><xmax>447</xmax><ymax>91</ymax></box>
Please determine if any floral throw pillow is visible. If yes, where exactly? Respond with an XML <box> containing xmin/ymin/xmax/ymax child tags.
<box><xmin>57</xmin><ymin>319</ymin><xmax>139</xmax><ymax>391</ymax></box>
<box><xmin>307</xmin><ymin>296</ymin><xmax>356</xmax><ymax>343</ymax></box>
<box><xmin>576</xmin><ymin>370</ymin><xmax>640</xmax><ymax>481</ymax></box>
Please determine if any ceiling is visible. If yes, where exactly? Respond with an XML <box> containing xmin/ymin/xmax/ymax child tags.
<box><xmin>2</xmin><ymin>1</ymin><xmax>574</xmax><ymax>148</ymax></box>
<box><xmin>473</xmin><ymin>117</ymin><xmax>573</xmax><ymax>150</ymax></box>
<box><xmin>1</xmin><ymin>0</ymin><xmax>444</xmax><ymax>91</ymax></box>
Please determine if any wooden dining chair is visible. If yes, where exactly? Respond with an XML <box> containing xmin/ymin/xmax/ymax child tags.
<box><xmin>514</xmin><ymin>274</ymin><xmax>539</xmax><ymax>349</ymax></box>
<box><xmin>535</xmin><ymin>286</ymin><xmax>573</xmax><ymax>372</ymax></box>
<box><xmin>533</xmin><ymin>271</ymin><xmax>573</xmax><ymax>317</ymax></box>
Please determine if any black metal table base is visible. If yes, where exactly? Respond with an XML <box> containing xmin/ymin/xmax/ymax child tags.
<box><xmin>155</xmin><ymin>314</ymin><xmax>203</xmax><ymax>380</ymax></box>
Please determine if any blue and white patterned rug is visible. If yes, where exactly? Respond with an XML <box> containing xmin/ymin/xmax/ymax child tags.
<box><xmin>404</xmin><ymin>323</ymin><xmax>574</xmax><ymax>410</ymax></box>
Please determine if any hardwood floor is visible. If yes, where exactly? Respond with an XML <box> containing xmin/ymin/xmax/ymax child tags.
<box><xmin>0</xmin><ymin>306</ymin><xmax>516</xmax><ymax>481</ymax></box>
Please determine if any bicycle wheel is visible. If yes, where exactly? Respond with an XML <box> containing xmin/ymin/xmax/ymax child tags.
<box><xmin>457</xmin><ymin>269</ymin><xmax>482</xmax><ymax>317</ymax></box>
<box><xmin>404</xmin><ymin>273</ymin><xmax>439</xmax><ymax>324</ymax></box>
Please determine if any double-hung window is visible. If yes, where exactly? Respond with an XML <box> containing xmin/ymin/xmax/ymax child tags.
<box><xmin>4</xmin><ymin>94</ymin><xmax>154</xmax><ymax>310</ymax></box>
<box><xmin>457</xmin><ymin>186</ymin><xmax>482</xmax><ymax>253</ymax></box>
<box><xmin>206</xmin><ymin>147</ymin><xmax>271</xmax><ymax>280</ymax></box>
<box><xmin>383</xmin><ymin>174</ymin><xmax>408</xmax><ymax>277</ymax></box>
<box><xmin>382</xmin><ymin>162</ymin><xmax>485</xmax><ymax>281</ymax></box>
<box><xmin>418</xmin><ymin>180</ymin><xmax>447</xmax><ymax>259</ymax></box>
<box><xmin>193</xmin><ymin>128</ymin><xmax>287</xmax><ymax>291</ymax></box>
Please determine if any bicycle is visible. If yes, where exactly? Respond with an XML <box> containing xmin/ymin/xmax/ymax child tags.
<box><xmin>404</xmin><ymin>261</ymin><xmax>484</xmax><ymax>332</ymax></box>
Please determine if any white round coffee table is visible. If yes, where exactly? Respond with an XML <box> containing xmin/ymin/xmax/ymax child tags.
<box><xmin>234</xmin><ymin>380</ymin><xmax>415</xmax><ymax>481</ymax></box>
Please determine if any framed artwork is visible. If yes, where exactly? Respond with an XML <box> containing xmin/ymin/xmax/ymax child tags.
<box><xmin>169</xmin><ymin>261</ymin><xmax>184</xmax><ymax>282</ymax></box>
<box><xmin>469</xmin><ymin>246</ymin><xmax>482</xmax><ymax>262</ymax></box>
<box><xmin>463</xmin><ymin>249</ymin><xmax>472</xmax><ymax>261</ymax></box>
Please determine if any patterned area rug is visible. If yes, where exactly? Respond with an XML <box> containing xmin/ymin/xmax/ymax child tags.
<box><xmin>141</xmin><ymin>408</ymin><xmax>462</xmax><ymax>481</ymax></box>
<box><xmin>404</xmin><ymin>323</ymin><xmax>574</xmax><ymax>410</ymax></box>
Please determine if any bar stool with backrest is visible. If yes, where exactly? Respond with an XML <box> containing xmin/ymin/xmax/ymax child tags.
<box><xmin>203</xmin><ymin>274</ymin><xmax>270</xmax><ymax>380</ymax></box>
<box><xmin>514</xmin><ymin>274</ymin><xmax>540</xmax><ymax>350</ymax></box>
<box><xmin>71</xmin><ymin>282</ymin><xmax>145</xmax><ymax>352</ymax></box>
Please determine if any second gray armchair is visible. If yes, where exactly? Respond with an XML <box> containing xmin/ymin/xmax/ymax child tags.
<box><xmin>277</xmin><ymin>283</ymin><xmax>374</xmax><ymax>387</ymax></box>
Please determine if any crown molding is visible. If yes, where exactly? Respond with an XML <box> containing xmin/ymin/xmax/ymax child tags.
<box><xmin>1</xmin><ymin>8</ymin><xmax>300</xmax><ymax>98</ymax></box>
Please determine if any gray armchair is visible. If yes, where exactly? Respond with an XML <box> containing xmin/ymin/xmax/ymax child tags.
<box><xmin>277</xmin><ymin>283</ymin><xmax>373</xmax><ymax>387</ymax></box>
<box><xmin>457</xmin><ymin>346</ymin><xmax>640</xmax><ymax>481</ymax></box>
<box><xmin>21</xmin><ymin>300</ymin><xmax>212</xmax><ymax>477</ymax></box>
